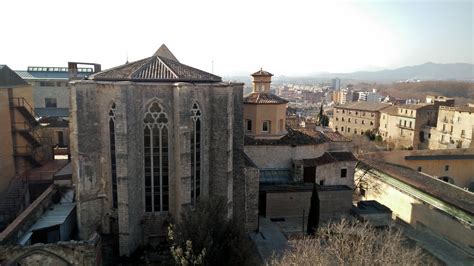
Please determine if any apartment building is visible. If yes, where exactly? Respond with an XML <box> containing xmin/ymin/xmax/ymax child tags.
<box><xmin>427</xmin><ymin>105</ymin><xmax>474</xmax><ymax>149</ymax></box>
<box><xmin>379</xmin><ymin>104</ymin><xmax>437</xmax><ymax>150</ymax></box>
<box><xmin>331</xmin><ymin>102</ymin><xmax>391</xmax><ymax>136</ymax></box>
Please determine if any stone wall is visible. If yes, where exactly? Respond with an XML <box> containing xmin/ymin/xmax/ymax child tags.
<box><xmin>0</xmin><ymin>233</ymin><xmax>101</xmax><ymax>266</ymax></box>
<box><xmin>0</xmin><ymin>185</ymin><xmax>56</xmax><ymax>245</ymax></box>
<box><xmin>70</xmin><ymin>80</ymin><xmax>245</xmax><ymax>256</ymax></box>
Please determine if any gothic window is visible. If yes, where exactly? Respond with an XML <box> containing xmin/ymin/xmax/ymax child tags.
<box><xmin>191</xmin><ymin>103</ymin><xmax>202</xmax><ymax>204</ymax></box>
<box><xmin>143</xmin><ymin>101</ymin><xmax>169</xmax><ymax>212</ymax></box>
<box><xmin>109</xmin><ymin>103</ymin><xmax>118</xmax><ymax>209</ymax></box>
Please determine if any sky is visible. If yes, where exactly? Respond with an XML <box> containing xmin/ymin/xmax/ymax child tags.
<box><xmin>0</xmin><ymin>0</ymin><xmax>472</xmax><ymax>76</ymax></box>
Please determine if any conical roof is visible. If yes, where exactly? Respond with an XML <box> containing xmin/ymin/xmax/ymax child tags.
<box><xmin>90</xmin><ymin>44</ymin><xmax>221</xmax><ymax>83</ymax></box>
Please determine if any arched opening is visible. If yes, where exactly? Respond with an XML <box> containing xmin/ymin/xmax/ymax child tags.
<box><xmin>143</xmin><ymin>101</ymin><xmax>170</xmax><ymax>213</ymax></box>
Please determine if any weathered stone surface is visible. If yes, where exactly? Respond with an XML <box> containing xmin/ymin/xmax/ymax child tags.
<box><xmin>70</xmin><ymin>80</ymin><xmax>251</xmax><ymax>256</ymax></box>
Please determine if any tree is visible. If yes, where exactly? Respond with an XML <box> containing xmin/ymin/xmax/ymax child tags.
<box><xmin>317</xmin><ymin>104</ymin><xmax>330</xmax><ymax>127</ymax></box>
<box><xmin>307</xmin><ymin>183</ymin><xmax>320</xmax><ymax>236</ymax></box>
<box><xmin>270</xmin><ymin>218</ymin><xmax>435</xmax><ymax>265</ymax></box>
<box><xmin>168</xmin><ymin>196</ymin><xmax>252</xmax><ymax>266</ymax></box>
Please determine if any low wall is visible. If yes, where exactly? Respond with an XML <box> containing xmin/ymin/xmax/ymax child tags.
<box><xmin>265</xmin><ymin>189</ymin><xmax>353</xmax><ymax>219</ymax></box>
<box><xmin>0</xmin><ymin>233</ymin><xmax>101</xmax><ymax>266</ymax></box>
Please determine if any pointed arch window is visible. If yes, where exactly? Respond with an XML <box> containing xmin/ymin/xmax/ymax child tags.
<box><xmin>143</xmin><ymin>102</ymin><xmax>169</xmax><ymax>212</ymax></box>
<box><xmin>191</xmin><ymin>103</ymin><xmax>202</xmax><ymax>204</ymax></box>
<box><xmin>109</xmin><ymin>103</ymin><xmax>118</xmax><ymax>209</ymax></box>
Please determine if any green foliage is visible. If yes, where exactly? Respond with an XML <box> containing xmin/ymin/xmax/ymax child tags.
<box><xmin>169</xmin><ymin>196</ymin><xmax>251</xmax><ymax>266</ymax></box>
<box><xmin>375</xmin><ymin>135</ymin><xmax>383</xmax><ymax>142</ymax></box>
<box><xmin>317</xmin><ymin>105</ymin><xmax>330</xmax><ymax>126</ymax></box>
<box><xmin>307</xmin><ymin>184</ymin><xmax>320</xmax><ymax>236</ymax></box>
<box><xmin>168</xmin><ymin>225</ymin><xmax>206</xmax><ymax>265</ymax></box>
<box><xmin>364</xmin><ymin>130</ymin><xmax>376</xmax><ymax>141</ymax></box>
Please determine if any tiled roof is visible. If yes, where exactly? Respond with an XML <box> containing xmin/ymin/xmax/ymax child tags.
<box><xmin>0</xmin><ymin>65</ymin><xmax>28</xmax><ymax>88</ymax></box>
<box><xmin>251</xmin><ymin>69</ymin><xmax>273</xmax><ymax>77</ymax></box>
<box><xmin>401</xmin><ymin>104</ymin><xmax>432</xmax><ymax>110</ymax></box>
<box><xmin>90</xmin><ymin>44</ymin><xmax>222</xmax><ymax>83</ymax></box>
<box><xmin>335</xmin><ymin>102</ymin><xmax>392</xmax><ymax>112</ymax></box>
<box><xmin>243</xmin><ymin>92</ymin><xmax>288</xmax><ymax>104</ymax></box>
<box><xmin>380</xmin><ymin>105</ymin><xmax>399</xmax><ymax>115</ymax></box>
<box><xmin>244</xmin><ymin>128</ymin><xmax>328</xmax><ymax>146</ymax></box>
<box><xmin>300</xmin><ymin>152</ymin><xmax>357</xmax><ymax>167</ymax></box>
<box><xmin>358</xmin><ymin>156</ymin><xmax>474</xmax><ymax>215</ymax></box>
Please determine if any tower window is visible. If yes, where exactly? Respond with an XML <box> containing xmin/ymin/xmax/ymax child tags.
<box><xmin>143</xmin><ymin>101</ymin><xmax>169</xmax><ymax>213</ymax></box>
<box><xmin>246</xmin><ymin>119</ymin><xmax>252</xmax><ymax>132</ymax></box>
<box><xmin>262</xmin><ymin>121</ymin><xmax>270</xmax><ymax>133</ymax></box>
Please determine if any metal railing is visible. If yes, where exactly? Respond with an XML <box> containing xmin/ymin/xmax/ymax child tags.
<box><xmin>10</xmin><ymin>97</ymin><xmax>37</xmax><ymax>117</ymax></box>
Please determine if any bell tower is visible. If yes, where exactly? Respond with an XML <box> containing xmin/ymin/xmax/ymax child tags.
<box><xmin>251</xmin><ymin>68</ymin><xmax>273</xmax><ymax>93</ymax></box>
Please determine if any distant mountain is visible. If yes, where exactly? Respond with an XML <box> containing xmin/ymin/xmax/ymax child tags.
<box><xmin>321</xmin><ymin>62</ymin><xmax>474</xmax><ymax>82</ymax></box>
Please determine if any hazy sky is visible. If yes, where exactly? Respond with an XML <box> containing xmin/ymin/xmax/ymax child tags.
<box><xmin>0</xmin><ymin>0</ymin><xmax>472</xmax><ymax>76</ymax></box>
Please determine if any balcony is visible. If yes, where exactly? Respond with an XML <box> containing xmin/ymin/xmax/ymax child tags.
<box><xmin>442</xmin><ymin>117</ymin><xmax>454</xmax><ymax>124</ymax></box>
<box><xmin>396</xmin><ymin>124</ymin><xmax>414</xmax><ymax>130</ymax></box>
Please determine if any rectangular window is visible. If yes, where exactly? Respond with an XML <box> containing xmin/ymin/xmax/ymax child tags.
<box><xmin>417</xmin><ymin>166</ymin><xmax>422</xmax><ymax>172</ymax></box>
<box><xmin>262</xmin><ymin>120</ymin><xmax>270</xmax><ymax>133</ymax></box>
<box><xmin>246</xmin><ymin>119</ymin><xmax>252</xmax><ymax>131</ymax></box>
<box><xmin>445</xmin><ymin>165</ymin><xmax>449</xmax><ymax>171</ymax></box>
<box><xmin>340</xmin><ymin>168</ymin><xmax>347</xmax><ymax>178</ymax></box>
<box><xmin>45</xmin><ymin>98</ymin><xmax>57</xmax><ymax>108</ymax></box>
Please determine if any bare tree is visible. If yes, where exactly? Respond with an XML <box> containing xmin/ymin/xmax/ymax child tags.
<box><xmin>270</xmin><ymin>218</ymin><xmax>437</xmax><ymax>266</ymax></box>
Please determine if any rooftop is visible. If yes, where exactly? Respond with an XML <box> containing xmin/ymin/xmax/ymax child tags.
<box><xmin>335</xmin><ymin>102</ymin><xmax>392</xmax><ymax>112</ymax></box>
<box><xmin>89</xmin><ymin>44</ymin><xmax>222</xmax><ymax>83</ymax></box>
<box><xmin>358</xmin><ymin>155</ymin><xmax>474</xmax><ymax>215</ymax></box>
<box><xmin>0</xmin><ymin>65</ymin><xmax>28</xmax><ymax>88</ymax></box>
<box><xmin>380</xmin><ymin>105</ymin><xmax>399</xmax><ymax>115</ymax></box>
<box><xmin>243</xmin><ymin>92</ymin><xmax>289</xmax><ymax>104</ymax></box>
<box><xmin>35</xmin><ymin>108</ymin><xmax>69</xmax><ymax>118</ymax></box>
<box><xmin>244</xmin><ymin>128</ymin><xmax>328</xmax><ymax>146</ymax></box>
<box><xmin>400</xmin><ymin>103</ymin><xmax>432</xmax><ymax>110</ymax></box>
<box><xmin>15</xmin><ymin>67</ymin><xmax>91</xmax><ymax>80</ymax></box>
<box><xmin>251</xmin><ymin>68</ymin><xmax>273</xmax><ymax>77</ymax></box>
<box><xmin>298</xmin><ymin>151</ymin><xmax>357</xmax><ymax>167</ymax></box>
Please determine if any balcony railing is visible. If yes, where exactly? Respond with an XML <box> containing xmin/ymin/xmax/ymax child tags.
<box><xmin>396</xmin><ymin>124</ymin><xmax>414</xmax><ymax>130</ymax></box>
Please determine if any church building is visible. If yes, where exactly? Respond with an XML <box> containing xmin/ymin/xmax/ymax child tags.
<box><xmin>70</xmin><ymin>45</ymin><xmax>253</xmax><ymax>256</ymax></box>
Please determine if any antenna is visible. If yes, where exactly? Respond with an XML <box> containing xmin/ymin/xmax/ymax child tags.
<box><xmin>126</xmin><ymin>52</ymin><xmax>129</xmax><ymax>64</ymax></box>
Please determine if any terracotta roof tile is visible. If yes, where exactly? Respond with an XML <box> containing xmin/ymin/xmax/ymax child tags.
<box><xmin>243</xmin><ymin>92</ymin><xmax>288</xmax><ymax>104</ymax></box>
<box><xmin>244</xmin><ymin>128</ymin><xmax>328</xmax><ymax>146</ymax></box>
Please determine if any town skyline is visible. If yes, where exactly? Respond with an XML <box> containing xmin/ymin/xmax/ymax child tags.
<box><xmin>0</xmin><ymin>0</ymin><xmax>472</xmax><ymax>75</ymax></box>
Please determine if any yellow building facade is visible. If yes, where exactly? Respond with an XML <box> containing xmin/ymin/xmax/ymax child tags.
<box><xmin>0</xmin><ymin>65</ymin><xmax>46</xmax><ymax>192</ymax></box>
<box><xmin>243</xmin><ymin>69</ymin><xmax>288</xmax><ymax>139</ymax></box>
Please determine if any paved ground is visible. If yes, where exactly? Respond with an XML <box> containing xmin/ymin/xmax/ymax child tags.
<box><xmin>397</xmin><ymin>222</ymin><xmax>474</xmax><ymax>265</ymax></box>
<box><xmin>249</xmin><ymin>217</ymin><xmax>289</xmax><ymax>263</ymax></box>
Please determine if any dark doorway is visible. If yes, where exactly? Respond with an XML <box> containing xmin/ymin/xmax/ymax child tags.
<box><xmin>57</xmin><ymin>131</ymin><xmax>64</xmax><ymax>147</ymax></box>
<box><xmin>303</xmin><ymin>167</ymin><xmax>316</xmax><ymax>183</ymax></box>
<box><xmin>258</xmin><ymin>191</ymin><xmax>267</xmax><ymax>217</ymax></box>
